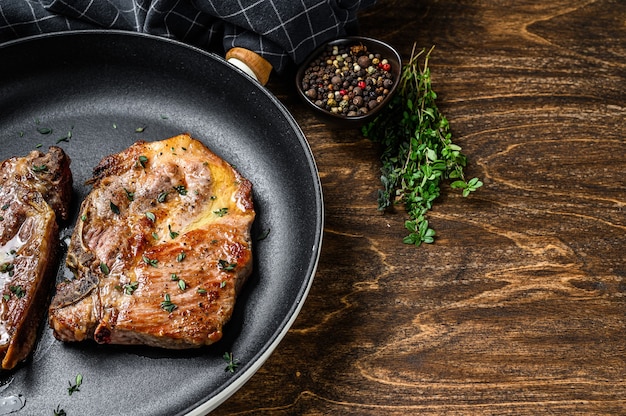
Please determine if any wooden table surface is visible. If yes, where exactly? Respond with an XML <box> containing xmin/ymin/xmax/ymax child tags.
<box><xmin>214</xmin><ymin>1</ymin><xmax>626</xmax><ymax>414</ymax></box>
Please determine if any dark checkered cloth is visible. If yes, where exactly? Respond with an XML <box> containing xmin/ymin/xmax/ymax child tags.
<box><xmin>0</xmin><ymin>0</ymin><xmax>376</xmax><ymax>74</ymax></box>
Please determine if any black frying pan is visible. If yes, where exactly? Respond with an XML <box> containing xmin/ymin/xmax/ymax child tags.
<box><xmin>0</xmin><ymin>31</ymin><xmax>323</xmax><ymax>415</ymax></box>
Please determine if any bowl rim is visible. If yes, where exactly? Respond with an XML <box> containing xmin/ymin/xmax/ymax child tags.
<box><xmin>295</xmin><ymin>36</ymin><xmax>402</xmax><ymax>123</ymax></box>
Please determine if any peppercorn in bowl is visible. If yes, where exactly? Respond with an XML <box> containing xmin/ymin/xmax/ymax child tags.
<box><xmin>296</xmin><ymin>36</ymin><xmax>402</xmax><ymax>127</ymax></box>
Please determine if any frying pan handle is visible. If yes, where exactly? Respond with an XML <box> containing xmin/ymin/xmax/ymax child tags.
<box><xmin>226</xmin><ymin>48</ymin><xmax>273</xmax><ymax>86</ymax></box>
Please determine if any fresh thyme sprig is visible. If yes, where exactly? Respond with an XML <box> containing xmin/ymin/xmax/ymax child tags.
<box><xmin>223</xmin><ymin>352</ymin><xmax>239</xmax><ymax>373</ymax></box>
<box><xmin>362</xmin><ymin>45</ymin><xmax>482</xmax><ymax>246</ymax></box>
<box><xmin>67</xmin><ymin>373</ymin><xmax>83</xmax><ymax>396</ymax></box>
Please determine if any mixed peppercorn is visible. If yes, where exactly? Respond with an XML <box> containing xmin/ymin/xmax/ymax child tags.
<box><xmin>299</xmin><ymin>43</ymin><xmax>396</xmax><ymax>117</ymax></box>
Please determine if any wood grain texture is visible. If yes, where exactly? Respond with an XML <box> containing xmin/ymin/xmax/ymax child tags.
<box><xmin>213</xmin><ymin>1</ymin><xmax>626</xmax><ymax>414</ymax></box>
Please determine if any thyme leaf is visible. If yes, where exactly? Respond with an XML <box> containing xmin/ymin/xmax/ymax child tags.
<box><xmin>124</xmin><ymin>188</ymin><xmax>134</xmax><ymax>201</ymax></box>
<box><xmin>213</xmin><ymin>207</ymin><xmax>228</xmax><ymax>217</ymax></box>
<box><xmin>257</xmin><ymin>228</ymin><xmax>271</xmax><ymax>241</ymax></box>
<box><xmin>218</xmin><ymin>259</ymin><xmax>236</xmax><ymax>271</ymax></box>
<box><xmin>99</xmin><ymin>262</ymin><xmax>110</xmax><ymax>275</ymax></box>
<box><xmin>122</xmin><ymin>281</ymin><xmax>139</xmax><ymax>295</ymax></box>
<box><xmin>110</xmin><ymin>201</ymin><xmax>120</xmax><ymax>215</ymax></box>
<box><xmin>142</xmin><ymin>255</ymin><xmax>158</xmax><ymax>267</ymax></box>
<box><xmin>160</xmin><ymin>294</ymin><xmax>177</xmax><ymax>312</ymax></box>
<box><xmin>173</xmin><ymin>185</ymin><xmax>187</xmax><ymax>196</ymax></box>
<box><xmin>223</xmin><ymin>352</ymin><xmax>239</xmax><ymax>373</ymax></box>
<box><xmin>0</xmin><ymin>262</ymin><xmax>15</xmax><ymax>276</ymax></box>
<box><xmin>137</xmin><ymin>155</ymin><xmax>148</xmax><ymax>168</ymax></box>
<box><xmin>67</xmin><ymin>373</ymin><xmax>83</xmax><ymax>396</ymax></box>
<box><xmin>9</xmin><ymin>285</ymin><xmax>25</xmax><ymax>298</ymax></box>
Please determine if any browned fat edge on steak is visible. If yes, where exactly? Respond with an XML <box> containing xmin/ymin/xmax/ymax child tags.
<box><xmin>0</xmin><ymin>147</ymin><xmax>73</xmax><ymax>370</ymax></box>
<box><xmin>49</xmin><ymin>134</ymin><xmax>255</xmax><ymax>349</ymax></box>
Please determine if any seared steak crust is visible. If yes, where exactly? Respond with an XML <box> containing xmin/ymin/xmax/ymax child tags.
<box><xmin>49</xmin><ymin>134</ymin><xmax>255</xmax><ymax>349</ymax></box>
<box><xmin>0</xmin><ymin>147</ymin><xmax>73</xmax><ymax>370</ymax></box>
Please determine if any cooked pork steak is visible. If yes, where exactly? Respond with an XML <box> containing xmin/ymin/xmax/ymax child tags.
<box><xmin>0</xmin><ymin>147</ymin><xmax>73</xmax><ymax>370</ymax></box>
<box><xmin>49</xmin><ymin>134</ymin><xmax>255</xmax><ymax>349</ymax></box>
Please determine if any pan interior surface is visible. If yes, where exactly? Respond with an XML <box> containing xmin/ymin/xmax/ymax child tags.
<box><xmin>0</xmin><ymin>31</ymin><xmax>322</xmax><ymax>416</ymax></box>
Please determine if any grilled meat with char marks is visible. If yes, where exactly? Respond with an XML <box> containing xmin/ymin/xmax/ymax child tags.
<box><xmin>49</xmin><ymin>134</ymin><xmax>255</xmax><ymax>349</ymax></box>
<box><xmin>0</xmin><ymin>147</ymin><xmax>72</xmax><ymax>370</ymax></box>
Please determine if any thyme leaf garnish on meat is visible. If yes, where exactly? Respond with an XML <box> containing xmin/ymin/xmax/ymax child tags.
<box><xmin>116</xmin><ymin>281</ymin><xmax>138</xmax><ymax>295</ymax></box>
<box><xmin>137</xmin><ymin>155</ymin><xmax>148</xmax><ymax>168</ymax></box>
<box><xmin>213</xmin><ymin>207</ymin><xmax>228</xmax><ymax>217</ymax></box>
<box><xmin>362</xmin><ymin>45</ymin><xmax>482</xmax><ymax>246</ymax></box>
<box><xmin>157</xmin><ymin>191</ymin><xmax>168</xmax><ymax>203</ymax></box>
<box><xmin>109</xmin><ymin>201</ymin><xmax>120</xmax><ymax>215</ymax></box>
<box><xmin>124</xmin><ymin>188</ymin><xmax>134</xmax><ymax>201</ymax></box>
<box><xmin>173</xmin><ymin>185</ymin><xmax>187</xmax><ymax>195</ymax></box>
<box><xmin>99</xmin><ymin>262</ymin><xmax>110</xmax><ymax>275</ymax></box>
<box><xmin>145</xmin><ymin>212</ymin><xmax>156</xmax><ymax>222</ymax></box>
<box><xmin>9</xmin><ymin>285</ymin><xmax>25</xmax><ymax>298</ymax></box>
<box><xmin>177</xmin><ymin>279</ymin><xmax>186</xmax><ymax>291</ymax></box>
<box><xmin>67</xmin><ymin>374</ymin><xmax>83</xmax><ymax>396</ymax></box>
<box><xmin>160</xmin><ymin>294</ymin><xmax>177</xmax><ymax>312</ymax></box>
<box><xmin>0</xmin><ymin>262</ymin><xmax>14</xmax><ymax>276</ymax></box>
<box><xmin>223</xmin><ymin>352</ymin><xmax>239</xmax><ymax>373</ymax></box>
<box><xmin>176</xmin><ymin>251</ymin><xmax>186</xmax><ymax>262</ymax></box>
<box><xmin>142</xmin><ymin>255</ymin><xmax>158</xmax><ymax>267</ymax></box>
<box><xmin>218</xmin><ymin>259</ymin><xmax>236</xmax><ymax>271</ymax></box>
<box><xmin>168</xmin><ymin>224</ymin><xmax>179</xmax><ymax>239</ymax></box>
<box><xmin>31</xmin><ymin>164</ymin><xmax>48</xmax><ymax>173</ymax></box>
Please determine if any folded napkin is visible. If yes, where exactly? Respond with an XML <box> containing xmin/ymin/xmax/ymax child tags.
<box><xmin>0</xmin><ymin>0</ymin><xmax>376</xmax><ymax>74</ymax></box>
